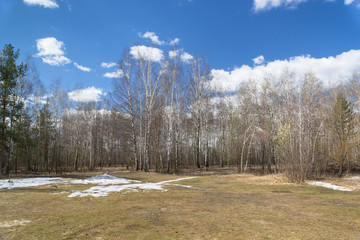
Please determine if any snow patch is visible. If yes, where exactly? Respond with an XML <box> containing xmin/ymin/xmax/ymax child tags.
<box><xmin>157</xmin><ymin>177</ymin><xmax>196</xmax><ymax>184</ymax></box>
<box><xmin>68</xmin><ymin>177</ymin><xmax>197</xmax><ymax>198</ymax></box>
<box><xmin>68</xmin><ymin>182</ymin><xmax>165</xmax><ymax>197</ymax></box>
<box><xmin>68</xmin><ymin>173</ymin><xmax>140</xmax><ymax>185</ymax></box>
<box><xmin>307</xmin><ymin>181</ymin><xmax>353</xmax><ymax>191</ymax></box>
<box><xmin>0</xmin><ymin>174</ymin><xmax>197</xmax><ymax>198</ymax></box>
<box><xmin>0</xmin><ymin>177</ymin><xmax>64</xmax><ymax>190</ymax></box>
<box><xmin>0</xmin><ymin>174</ymin><xmax>139</xmax><ymax>190</ymax></box>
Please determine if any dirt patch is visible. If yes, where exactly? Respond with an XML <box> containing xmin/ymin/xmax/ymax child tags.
<box><xmin>0</xmin><ymin>220</ymin><xmax>31</xmax><ymax>228</ymax></box>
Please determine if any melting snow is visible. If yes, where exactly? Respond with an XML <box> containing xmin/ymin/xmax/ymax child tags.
<box><xmin>0</xmin><ymin>174</ymin><xmax>196</xmax><ymax>198</ymax></box>
<box><xmin>68</xmin><ymin>173</ymin><xmax>140</xmax><ymax>185</ymax></box>
<box><xmin>0</xmin><ymin>174</ymin><xmax>138</xmax><ymax>190</ymax></box>
<box><xmin>68</xmin><ymin>177</ymin><xmax>196</xmax><ymax>198</ymax></box>
<box><xmin>307</xmin><ymin>181</ymin><xmax>353</xmax><ymax>191</ymax></box>
<box><xmin>0</xmin><ymin>177</ymin><xmax>64</xmax><ymax>190</ymax></box>
<box><xmin>157</xmin><ymin>177</ymin><xmax>196</xmax><ymax>184</ymax></box>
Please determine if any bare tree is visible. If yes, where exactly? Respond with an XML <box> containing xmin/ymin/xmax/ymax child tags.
<box><xmin>112</xmin><ymin>49</ymin><xmax>140</xmax><ymax>170</ymax></box>
<box><xmin>134</xmin><ymin>47</ymin><xmax>165</xmax><ymax>171</ymax></box>
<box><xmin>188</xmin><ymin>56</ymin><xmax>211</xmax><ymax>170</ymax></box>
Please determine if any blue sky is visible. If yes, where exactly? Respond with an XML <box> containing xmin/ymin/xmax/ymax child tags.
<box><xmin>1</xmin><ymin>0</ymin><xmax>360</xmax><ymax>101</ymax></box>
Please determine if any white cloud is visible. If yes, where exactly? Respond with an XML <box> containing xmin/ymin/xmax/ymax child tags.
<box><xmin>63</xmin><ymin>108</ymin><xmax>113</xmax><ymax>116</ymax></box>
<box><xmin>35</xmin><ymin>37</ymin><xmax>71</xmax><ymax>66</ymax></box>
<box><xmin>181</xmin><ymin>52</ymin><xmax>193</xmax><ymax>63</ymax></box>
<box><xmin>253</xmin><ymin>55</ymin><xmax>265</xmax><ymax>65</ymax></box>
<box><xmin>130</xmin><ymin>45</ymin><xmax>163</xmax><ymax>63</ymax></box>
<box><xmin>209</xmin><ymin>49</ymin><xmax>360</xmax><ymax>92</ymax></box>
<box><xmin>25</xmin><ymin>94</ymin><xmax>52</xmax><ymax>105</ymax></box>
<box><xmin>169</xmin><ymin>50</ymin><xmax>179</xmax><ymax>59</ymax></box>
<box><xmin>345</xmin><ymin>0</ymin><xmax>355</xmax><ymax>4</ymax></box>
<box><xmin>170</xmin><ymin>38</ymin><xmax>180</xmax><ymax>46</ymax></box>
<box><xmin>253</xmin><ymin>0</ymin><xmax>359</xmax><ymax>12</ymax></box>
<box><xmin>169</xmin><ymin>49</ymin><xmax>193</xmax><ymax>63</ymax></box>
<box><xmin>23</xmin><ymin>0</ymin><xmax>58</xmax><ymax>8</ymax></box>
<box><xmin>74</xmin><ymin>62</ymin><xmax>91</xmax><ymax>72</ymax></box>
<box><xmin>101</xmin><ymin>62</ymin><xmax>117</xmax><ymax>68</ymax></box>
<box><xmin>103</xmin><ymin>69</ymin><xmax>123</xmax><ymax>79</ymax></box>
<box><xmin>345</xmin><ymin>0</ymin><xmax>360</xmax><ymax>7</ymax></box>
<box><xmin>41</xmin><ymin>55</ymin><xmax>71</xmax><ymax>66</ymax></box>
<box><xmin>253</xmin><ymin>0</ymin><xmax>308</xmax><ymax>12</ymax></box>
<box><xmin>140</xmin><ymin>32</ymin><xmax>164</xmax><ymax>45</ymax></box>
<box><xmin>68</xmin><ymin>87</ymin><xmax>105</xmax><ymax>102</ymax></box>
<box><xmin>36</xmin><ymin>37</ymin><xmax>65</xmax><ymax>56</ymax></box>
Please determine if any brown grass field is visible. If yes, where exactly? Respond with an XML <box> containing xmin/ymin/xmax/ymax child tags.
<box><xmin>0</xmin><ymin>168</ymin><xmax>359</xmax><ymax>240</ymax></box>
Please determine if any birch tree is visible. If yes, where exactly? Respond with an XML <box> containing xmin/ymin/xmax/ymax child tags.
<box><xmin>132</xmin><ymin>46</ymin><xmax>165</xmax><ymax>171</ymax></box>
<box><xmin>163</xmin><ymin>49</ymin><xmax>184</xmax><ymax>173</ymax></box>
<box><xmin>189</xmin><ymin>56</ymin><xmax>211</xmax><ymax>169</ymax></box>
<box><xmin>112</xmin><ymin>49</ymin><xmax>140</xmax><ymax>170</ymax></box>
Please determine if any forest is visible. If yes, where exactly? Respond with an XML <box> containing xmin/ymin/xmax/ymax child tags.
<box><xmin>1</xmin><ymin>43</ymin><xmax>360</xmax><ymax>182</ymax></box>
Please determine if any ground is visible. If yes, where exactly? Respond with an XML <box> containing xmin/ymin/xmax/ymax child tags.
<box><xmin>0</xmin><ymin>168</ymin><xmax>360</xmax><ymax>240</ymax></box>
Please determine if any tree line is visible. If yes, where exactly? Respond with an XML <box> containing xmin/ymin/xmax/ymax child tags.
<box><xmin>1</xmin><ymin>43</ymin><xmax>359</xmax><ymax>182</ymax></box>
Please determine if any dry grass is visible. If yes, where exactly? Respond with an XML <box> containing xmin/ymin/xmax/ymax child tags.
<box><xmin>1</xmin><ymin>168</ymin><xmax>360</xmax><ymax>239</ymax></box>
<box><xmin>219</xmin><ymin>172</ymin><xmax>289</xmax><ymax>185</ymax></box>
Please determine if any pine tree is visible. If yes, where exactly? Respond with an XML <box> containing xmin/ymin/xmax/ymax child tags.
<box><xmin>39</xmin><ymin>101</ymin><xmax>53</xmax><ymax>172</ymax></box>
<box><xmin>333</xmin><ymin>92</ymin><xmax>355</xmax><ymax>177</ymax></box>
<box><xmin>14</xmin><ymin>110</ymin><xmax>34</xmax><ymax>173</ymax></box>
<box><xmin>0</xmin><ymin>44</ymin><xmax>27</xmax><ymax>175</ymax></box>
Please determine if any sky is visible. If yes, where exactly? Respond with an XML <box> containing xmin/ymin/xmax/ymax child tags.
<box><xmin>1</xmin><ymin>0</ymin><xmax>360</xmax><ymax>102</ymax></box>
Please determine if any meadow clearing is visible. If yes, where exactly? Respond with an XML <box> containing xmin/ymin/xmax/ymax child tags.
<box><xmin>0</xmin><ymin>168</ymin><xmax>359</xmax><ymax>240</ymax></box>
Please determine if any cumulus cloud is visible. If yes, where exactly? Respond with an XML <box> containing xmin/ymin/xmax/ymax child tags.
<box><xmin>253</xmin><ymin>55</ymin><xmax>265</xmax><ymax>65</ymax></box>
<box><xmin>168</xmin><ymin>49</ymin><xmax>193</xmax><ymax>63</ymax></box>
<box><xmin>170</xmin><ymin>38</ymin><xmax>180</xmax><ymax>46</ymax></box>
<box><xmin>35</xmin><ymin>37</ymin><xmax>71</xmax><ymax>66</ymax></box>
<box><xmin>253</xmin><ymin>0</ymin><xmax>308</xmax><ymax>12</ymax></box>
<box><xmin>74</xmin><ymin>62</ymin><xmax>91</xmax><ymax>72</ymax></box>
<box><xmin>169</xmin><ymin>50</ymin><xmax>179</xmax><ymax>59</ymax></box>
<box><xmin>23</xmin><ymin>0</ymin><xmax>58</xmax><ymax>8</ymax></box>
<box><xmin>101</xmin><ymin>62</ymin><xmax>117</xmax><ymax>68</ymax></box>
<box><xmin>41</xmin><ymin>55</ymin><xmax>71</xmax><ymax>66</ymax></box>
<box><xmin>130</xmin><ymin>45</ymin><xmax>163</xmax><ymax>63</ymax></box>
<box><xmin>181</xmin><ymin>52</ymin><xmax>194</xmax><ymax>63</ymax></box>
<box><xmin>140</xmin><ymin>32</ymin><xmax>164</xmax><ymax>45</ymax></box>
<box><xmin>209</xmin><ymin>49</ymin><xmax>360</xmax><ymax>92</ymax></box>
<box><xmin>68</xmin><ymin>87</ymin><xmax>106</xmax><ymax>102</ymax></box>
<box><xmin>103</xmin><ymin>69</ymin><xmax>123</xmax><ymax>79</ymax></box>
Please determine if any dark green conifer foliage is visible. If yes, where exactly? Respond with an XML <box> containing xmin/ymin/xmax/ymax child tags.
<box><xmin>0</xmin><ymin>44</ymin><xmax>27</xmax><ymax>175</ymax></box>
<box><xmin>333</xmin><ymin>92</ymin><xmax>356</xmax><ymax>177</ymax></box>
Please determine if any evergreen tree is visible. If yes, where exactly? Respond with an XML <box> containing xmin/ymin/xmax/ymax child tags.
<box><xmin>0</xmin><ymin>44</ymin><xmax>27</xmax><ymax>175</ymax></box>
<box><xmin>14</xmin><ymin>110</ymin><xmax>34</xmax><ymax>173</ymax></box>
<box><xmin>333</xmin><ymin>92</ymin><xmax>356</xmax><ymax>177</ymax></box>
<box><xmin>39</xmin><ymin>101</ymin><xmax>53</xmax><ymax>172</ymax></box>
